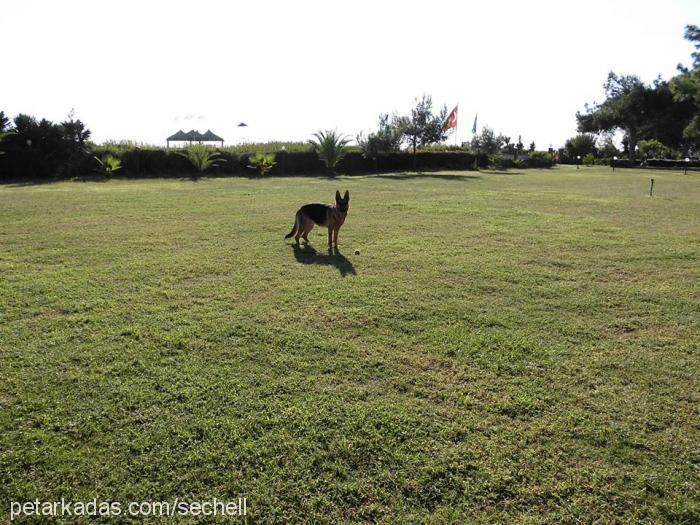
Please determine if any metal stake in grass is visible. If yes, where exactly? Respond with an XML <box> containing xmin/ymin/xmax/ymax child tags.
<box><xmin>649</xmin><ymin>178</ymin><xmax>654</xmax><ymax>197</ymax></box>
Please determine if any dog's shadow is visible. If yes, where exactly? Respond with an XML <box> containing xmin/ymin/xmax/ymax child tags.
<box><xmin>290</xmin><ymin>243</ymin><xmax>357</xmax><ymax>277</ymax></box>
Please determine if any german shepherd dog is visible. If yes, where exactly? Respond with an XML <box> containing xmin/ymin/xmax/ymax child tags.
<box><xmin>285</xmin><ymin>190</ymin><xmax>350</xmax><ymax>249</ymax></box>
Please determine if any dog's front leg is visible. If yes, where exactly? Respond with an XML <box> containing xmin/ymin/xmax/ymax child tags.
<box><xmin>327</xmin><ymin>226</ymin><xmax>333</xmax><ymax>249</ymax></box>
<box><xmin>333</xmin><ymin>226</ymin><xmax>339</xmax><ymax>248</ymax></box>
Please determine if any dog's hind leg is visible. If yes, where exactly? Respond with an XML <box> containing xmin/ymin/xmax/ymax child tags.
<box><xmin>293</xmin><ymin>212</ymin><xmax>304</xmax><ymax>245</ymax></box>
<box><xmin>301</xmin><ymin>220</ymin><xmax>314</xmax><ymax>243</ymax></box>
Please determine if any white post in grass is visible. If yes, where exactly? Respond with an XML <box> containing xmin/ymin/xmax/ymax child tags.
<box><xmin>612</xmin><ymin>155</ymin><xmax>618</xmax><ymax>172</ymax></box>
<box><xmin>685</xmin><ymin>157</ymin><xmax>690</xmax><ymax>175</ymax></box>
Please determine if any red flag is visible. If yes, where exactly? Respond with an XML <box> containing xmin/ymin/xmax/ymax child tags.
<box><xmin>444</xmin><ymin>105</ymin><xmax>458</xmax><ymax>131</ymax></box>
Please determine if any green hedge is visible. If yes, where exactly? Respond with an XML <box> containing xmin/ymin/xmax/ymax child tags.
<box><xmin>64</xmin><ymin>150</ymin><xmax>487</xmax><ymax>178</ymax></box>
<box><xmin>346</xmin><ymin>152</ymin><xmax>486</xmax><ymax>172</ymax></box>
<box><xmin>605</xmin><ymin>158</ymin><xmax>700</xmax><ymax>169</ymax></box>
<box><xmin>644</xmin><ymin>158</ymin><xmax>700</xmax><ymax>168</ymax></box>
<box><xmin>609</xmin><ymin>158</ymin><xmax>637</xmax><ymax>168</ymax></box>
<box><xmin>2</xmin><ymin>146</ymin><xmax>495</xmax><ymax>180</ymax></box>
<box><xmin>491</xmin><ymin>152</ymin><xmax>555</xmax><ymax>170</ymax></box>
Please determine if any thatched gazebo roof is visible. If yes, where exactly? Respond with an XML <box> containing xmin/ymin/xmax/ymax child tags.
<box><xmin>167</xmin><ymin>129</ymin><xmax>190</xmax><ymax>141</ymax></box>
<box><xmin>167</xmin><ymin>129</ymin><xmax>224</xmax><ymax>147</ymax></box>
<box><xmin>201</xmin><ymin>130</ymin><xmax>224</xmax><ymax>142</ymax></box>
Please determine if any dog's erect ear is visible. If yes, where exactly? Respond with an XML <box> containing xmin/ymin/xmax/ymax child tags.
<box><xmin>344</xmin><ymin>190</ymin><xmax>350</xmax><ymax>201</ymax></box>
<box><xmin>335</xmin><ymin>190</ymin><xmax>341</xmax><ymax>202</ymax></box>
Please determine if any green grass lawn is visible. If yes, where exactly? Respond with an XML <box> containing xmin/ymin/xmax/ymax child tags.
<box><xmin>1</xmin><ymin>166</ymin><xmax>698</xmax><ymax>523</ymax></box>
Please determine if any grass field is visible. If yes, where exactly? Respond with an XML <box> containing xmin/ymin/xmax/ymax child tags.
<box><xmin>1</xmin><ymin>166</ymin><xmax>698</xmax><ymax>523</ymax></box>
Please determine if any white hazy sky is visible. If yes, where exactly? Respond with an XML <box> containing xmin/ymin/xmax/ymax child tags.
<box><xmin>2</xmin><ymin>0</ymin><xmax>698</xmax><ymax>148</ymax></box>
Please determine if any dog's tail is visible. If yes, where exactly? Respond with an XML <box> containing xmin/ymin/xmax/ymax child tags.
<box><xmin>284</xmin><ymin>210</ymin><xmax>300</xmax><ymax>239</ymax></box>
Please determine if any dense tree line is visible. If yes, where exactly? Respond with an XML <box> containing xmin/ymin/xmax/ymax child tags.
<box><xmin>0</xmin><ymin>110</ymin><xmax>91</xmax><ymax>178</ymax></box>
<box><xmin>357</xmin><ymin>94</ymin><xmax>449</xmax><ymax>168</ymax></box>
<box><xmin>576</xmin><ymin>25</ymin><xmax>700</xmax><ymax>160</ymax></box>
<box><xmin>357</xmin><ymin>97</ymin><xmax>552</xmax><ymax>169</ymax></box>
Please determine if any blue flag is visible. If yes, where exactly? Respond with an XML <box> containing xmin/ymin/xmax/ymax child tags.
<box><xmin>472</xmin><ymin>114</ymin><xmax>478</xmax><ymax>134</ymax></box>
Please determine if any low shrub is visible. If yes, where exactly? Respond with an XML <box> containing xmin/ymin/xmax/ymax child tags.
<box><xmin>492</xmin><ymin>155</ymin><xmax>517</xmax><ymax>170</ymax></box>
<box><xmin>94</xmin><ymin>154</ymin><xmax>122</xmax><ymax>176</ymax></box>
<box><xmin>247</xmin><ymin>153</ymin><xmax>276</xmax><ymax>175</ymax></box>
<box><xmin>488</xmin><ymin>151</ymin><xmax>554</xmax><ymax>170</ymax></box>
<box><xmin>638</xmin><ymin>139</ymin><xmax>670</xmax><ymax>160</ymax></box>
<box><xmin>176</xmin><ymin>145</ymin><xmax>226</xmax><ymax>174</ymax></box>
<box><xmin>527</xmin><ymin>151</ymin><xmax>555</xmax><ymax>168</ymax></box>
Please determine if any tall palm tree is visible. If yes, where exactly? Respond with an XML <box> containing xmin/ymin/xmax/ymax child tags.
<box><xmin>310</xmin><ymin>130</ymin><xmax>350</xmax><ymax>175</ymax></box>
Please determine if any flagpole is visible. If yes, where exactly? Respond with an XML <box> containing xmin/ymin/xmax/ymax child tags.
<box><xmin>473</xmin><ymin>113</ymin><xmax>478</xmax><ymax>170</ymax></box>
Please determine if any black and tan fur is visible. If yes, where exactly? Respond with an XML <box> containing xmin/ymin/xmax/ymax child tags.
<box><xmin>285</xmin><ymin>190</ymin><xmax>350</xmax><ymax>249</ymax></box>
